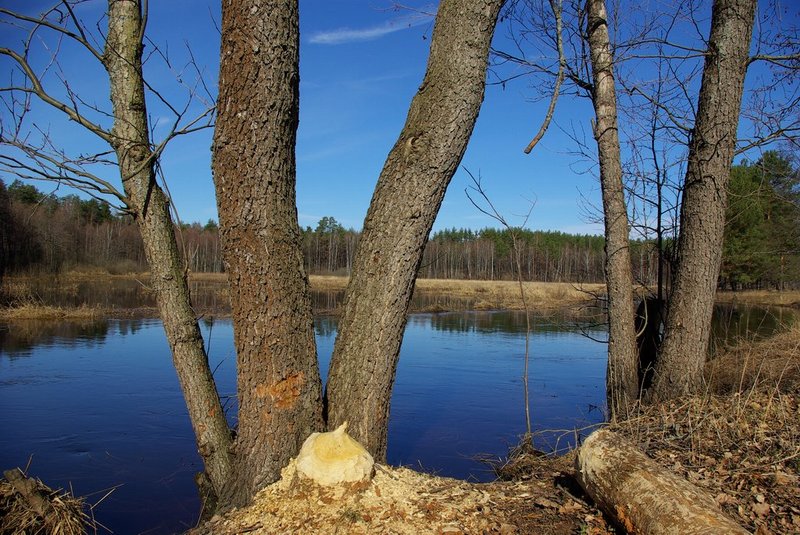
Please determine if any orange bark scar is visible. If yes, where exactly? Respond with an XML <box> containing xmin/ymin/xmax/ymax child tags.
<box><xmin>267</xmin><ymin>372</ymin><xmax>305</xmax><ymax>409</ymax></box>
<box><xmin>255</xmin><ymin>383</ymin><xmax>270</xmax><ymax>398</ymax></box>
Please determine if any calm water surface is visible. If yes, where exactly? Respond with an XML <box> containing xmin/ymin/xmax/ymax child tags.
<box><xmin>0</xmin><ymin>304</ymin><xmax>793</xmax><ymax>534</ymax></box>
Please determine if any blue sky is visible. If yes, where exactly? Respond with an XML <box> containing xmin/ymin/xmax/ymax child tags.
<box><xmin>0</xmin><ymin>0</ymin><xmax>603</xmax><ymax>235</ymax></box>
<box><xmin>1</xmin><ymin>1</ymin><xmax>796</xmax><ymax>235</ymax></box>
<box><xmin>159</xmin><ymin>0</ymin><xmax>602</xmax><ymax>234</ymax></box>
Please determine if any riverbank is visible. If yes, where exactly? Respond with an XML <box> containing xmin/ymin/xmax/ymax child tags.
<box><xmin>192</xmin><ymin>273</ymin><xmax>606</xmax><ymax>311</ymax></box>
<box><xmin>5</xmin><ymin>271</ymin><xmax>799</xmax><ymax>320</ymax></box>
<box><xmin>0</xmin><ymin>272</ymin><xmax>605</xmax><ymax>319</ymax></box>
<box><xmin>716</xmin><ymin>288</ymin><xmax>800</xmax><ymax>309</ymax></box>
<box><xmin>2</xmin><ymin>271</ymin><xmax>797</xmax><ymax>533</ymax></box>
<box><xmin>191</xmin><ymin>323</ymin><xmax>800</xmax><ymax>534</ymax></box>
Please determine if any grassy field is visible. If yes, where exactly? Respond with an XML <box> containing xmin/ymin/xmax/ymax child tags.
<box><xmin>308</xmin><ymin>275</ymin><xmax>606</xmax><ymax>311</ymax></box>
<box><xmin>1</xmin><ymin>271</ymin><xmax>798</xmax><ymax>319</ymax></box>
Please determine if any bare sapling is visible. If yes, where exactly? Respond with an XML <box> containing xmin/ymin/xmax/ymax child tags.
<box><xmin>465</xmin><ymin>169</ymin><xmax>536</xmax><ymax>439</ymax></box>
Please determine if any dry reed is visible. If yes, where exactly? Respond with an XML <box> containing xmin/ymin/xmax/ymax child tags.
<box><xmin>0</xmin><ymin>469</ymin><xmax>91</xmax><ymax>535</ymax></box>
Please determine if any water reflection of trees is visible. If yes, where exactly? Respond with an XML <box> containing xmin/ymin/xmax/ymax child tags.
<box><xmin>10</xmin><ymin>281</ymin><xmax>515</xmax><ymax>316</ymax></box>
<box><xmin>0</xmin><ymin>301</ymin><xmax>791</xmax><ymax>359</ymax></box>
<box><xmin>710</xmin><ymin>305</ymin><xmax>796</xmax><ymax>352</ymax></box>
<box><xmin>314</xmin><ymin>316</ymin><xmax>338</xmax><ymax>337</ymax></box>
<box><xmin>0</xmin><ymin>319</ymin><xmax>146</xmax><ymax>358</ymax></box>
<box><xmin>312</xmin><ymin>291</ymin><xmax>343</xmax><ymax>313</ymax></box>
<box><xmin>419</xmin><ymin>311</ymin><xmax>603</xmax><ymax>335</ymax></box>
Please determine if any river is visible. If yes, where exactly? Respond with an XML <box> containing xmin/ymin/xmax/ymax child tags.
<box><xmin>0</xmin><ymin>299</ymin><xmax>793</xmax><ymax>534</ymax></box>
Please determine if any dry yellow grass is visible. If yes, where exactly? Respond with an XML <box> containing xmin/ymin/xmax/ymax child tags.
<box><xmin>188</xmin><ymin>272</ymin><xmax>228</xmax><ymax>283</ymax></box>
<box><xmin>5</xmin><ymin>272</ymin><xmax>799</xmax><ymax>319</ymax></box>
<box><xmin>716</xmin><ymin>289</ymin><xmax>800</xmax><ymax>308</ymax></box>
<box><xmin>190</xmin><ymin>274</ymin><xmax>605</xmax><ymax>310</ymax></box>
<box><xmin>307</xmin><ymin>276</ymin><xmax>605</xmax><ymax>310</ymax></box>
<box><xmin>0</xmin><ymin>303</ymin><xmax>106</xmax><ymax>320</ymax></box>
<box><xmin>1</xmin><ymin>468</ymin><xmax>91</xmax><ymax>535</ymax></box>
<box><xmin>414</xmin><ymin>278</ymin><xmax>605</xmax><ymax>310</ymax></box>
<box><xmin>705</xmin><ymin>320</ymin><xmax>800</xmax><ymax>393</ymax></box>
<box><xmin>308</xmin><ymin>275</ymin><xmax>349</xmax><ymax>291</ymax></box>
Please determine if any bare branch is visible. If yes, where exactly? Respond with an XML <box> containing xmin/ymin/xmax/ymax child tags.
<box><xmin>0</xmin><ymin>47</ymin><xmax>112</xmax><ymax>143</ymax></box>
<box><xmin>0</xmin><ymin>147</ymin><xmax>127</xmax><ymax>210</ymax></box>
<box><xmin>523</xmin><ymin>0</ymin><xmax>565</xmax><ymax>154</ymax></box>
<box><xmin>463</xmin><ymin>166</ymin><xmax>536</xmax><ymax>438</ymax></box>
<box><xmin>0</xmin><ymin>5</ymin><xmax>104</xmax><ymax>63</ymax></box>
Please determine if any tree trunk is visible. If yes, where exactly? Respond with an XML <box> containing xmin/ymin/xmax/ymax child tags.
<box><xmin>325</xmin><ymin>0</ymin><xmax>504</xmax><ymax>459</ymax></box>
<box><xmin>104</xmin><ymin>0</ymin><xmax>232</xmax><ymax>495</ymax></box>
<box><xmin>649</xmin><ymin>0</ymin><xmax>756</xmax><ymax>402</ymax></box>
<box><xmin>585</xmin><ymin>0</ymin><xmax>639</xmax><ymax>417</ymax></box>
<box><xmin>213</xmin><ymin>0</ymin><xmax>323</xmax><ymax>507</ymax></box>
<box><xmin>576</xmin><ymin>429</ymin><xmax>749</xmax><ymax>535</ymax></box>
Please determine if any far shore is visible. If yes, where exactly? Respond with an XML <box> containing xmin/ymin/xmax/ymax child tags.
<box><xmin>1</xmin><ymin>271</ymin><xmax>798</xmax><ymax>320</ymax></box>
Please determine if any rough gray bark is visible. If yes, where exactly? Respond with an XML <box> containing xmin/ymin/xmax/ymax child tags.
<box><xmin>213</xmin><ymin>0</ymin><xmax>323</xmax><ymax>507</ymax></box>
<box><xmin>585</xmin><ymin>0</ymin><xmax>639</xmax><ymax>417</ymax></box>
<box><xmin>325</xmin><ymin>0</ymin><xmax>504</xmax><ymax>459</ymax></box>
<box><xmin>576</xmin><ymin>429</ymin><xmax>749</xmax><ymax>534</ymax></box>
<box><xmin>105</xmin><ymin>0</ymin><xmax>232</xmax><ymax>494</ymax></box>
<box><xmin>649</xmin><ymin>0</ymin><xmax>756</xmax><ymax>402</ymax></box>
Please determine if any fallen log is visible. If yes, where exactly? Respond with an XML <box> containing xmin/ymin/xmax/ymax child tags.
<box><xmin>575</xmin><ymin>428</ymin><xmax>749</xmax><ymax>534</ymax></box>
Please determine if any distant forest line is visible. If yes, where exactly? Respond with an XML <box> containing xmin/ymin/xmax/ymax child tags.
<box><xmin>2</xmin><ymin>153</ymin><xmax>798</xmax><ymax>290</ymax></box>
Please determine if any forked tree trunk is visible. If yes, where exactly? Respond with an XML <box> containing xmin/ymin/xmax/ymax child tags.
<box><xmin>104</xmin><ymin>0</ymin><xmax>232</xmax><ymax>495</ymax></box>
<box><xmin>585</xmin><ymin>0</ymin><xmax>639</xmax><ymax>417</ymax></box>
<box><xmin>576</xmin><ymin>429</ymin><xmax>749</xmax><ymax>534</ymax></box>
<box><xmin>649</xmin><ymin>0</ymin><xmax>756</xmax><ymax>402</ymax></box>
<box><xmin>325</xmin><ymin>0</ymin><xmax>504</xmax><ymax>459</ymax></box>
<box><xmin>213</xmin><ymin>0</ymin><xmax>323</xmax><ymax>507</ymax></box>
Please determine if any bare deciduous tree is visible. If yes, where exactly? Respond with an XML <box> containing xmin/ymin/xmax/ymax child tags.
<box><xmin>585</xmin><ymin>0</ymin><xmax>638</xmax><ymax>417</ymax></box>
<box><xmin>4</xmin><ymin>0</ymin><xmax>507</xmax><ymax>512</ymax></box>
<box><xmin>0</xmin><ymin>0</ymin><xmax>233</xmax><ymax>499</ymax></box>
<box><xmin>325</xmin><ymin>0</ymin><xmax>505</xmax><ymax>459</ymax></box>
<box><xmin>212</xmin><ymin>0</ymin><xmax>323</xmax><ymax>507</ymax></box>
<box><xmin>496</xmin><ymin>0</ymin><xmax>795</xmax><ymax>406</ymax></box>
<box><xmin>649</xmin><ymin>0</ymin><xmax>758</xmax><ymax>402</ymax></box>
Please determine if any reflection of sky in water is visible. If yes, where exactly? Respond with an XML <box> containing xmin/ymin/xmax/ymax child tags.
<box><xmin>0</xmin><ymin>305</ymin><xmax>793</xmax><ymax>534</ymax></box>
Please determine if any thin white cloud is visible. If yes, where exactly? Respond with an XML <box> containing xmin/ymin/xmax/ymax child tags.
<box><xmin>309</xmin><ymin>10</ymin><xmax>434</xmax><ymax>45</ymax></box>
